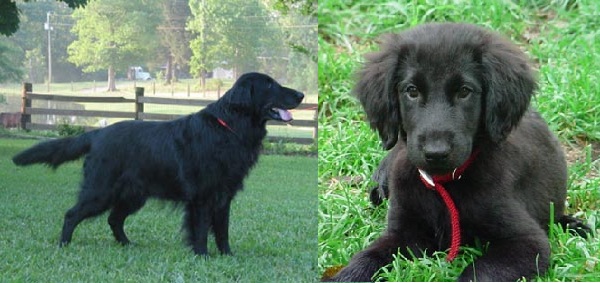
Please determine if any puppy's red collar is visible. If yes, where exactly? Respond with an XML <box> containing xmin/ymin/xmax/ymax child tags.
<box><xmin>418</xmin><ymin>148</ymin><xmax>480</xmax><ymax>262</ymax></box>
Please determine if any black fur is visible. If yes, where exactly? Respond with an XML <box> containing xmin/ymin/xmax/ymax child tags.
<box><xmin>329</xmin><ymin>23</ymin><xmax>590</xmax><ymax>281</ymax></box>
<box><xmin>13</xmin><ymin>72</ymin><xmax>304</xmax><ymax>256</ymax></box>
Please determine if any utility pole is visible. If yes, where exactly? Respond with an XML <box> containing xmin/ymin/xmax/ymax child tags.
<box><xmin>200</xmin><ymin>0</ymin><xmax>206</xmax><ymax>95</ymax></box>
<box><xmin>44</xmin><ymin>12</ymin><xmax>53</xmax><ymax>92</ymax></box>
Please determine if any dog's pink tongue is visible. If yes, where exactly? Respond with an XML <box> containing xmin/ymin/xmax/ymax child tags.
<box><xmin>276</xmin><ymin>108</ymin><xmax>293</xmax><ymax>122</ymax></box>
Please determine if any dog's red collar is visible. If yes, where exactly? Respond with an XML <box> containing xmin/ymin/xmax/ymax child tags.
<box><xmin>417</xmin><ymin>148</ymin><xmax>480</xmax><ymax>262</ymax></box>
<box><xmin>217</xmin><ymin>118</ymin><xmax>235</xmax><ymax>133</ymax></box>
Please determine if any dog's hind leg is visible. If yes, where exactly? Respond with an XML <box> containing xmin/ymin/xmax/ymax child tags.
<box><xmin>108</xmin><ymin>196</ymin><xmax>147</xmax><ymax>245</ymax></box>
<box><xmin>60</xmin><ymin>191</ymin><xmax>112</xmax><ymax>246</ymax></box>
<box><xmin>212</xmin><ymin>199</ymin><xmax>232</xmax><ymax>255</ymax></box>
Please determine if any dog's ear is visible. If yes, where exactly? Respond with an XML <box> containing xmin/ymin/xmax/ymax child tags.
<box><xmin>355</xmin><ymin>34</ymin><xmax>408</xmax><ymax>150</ymax></box>
<box><xmin>481</xmin><ymin>37</ymin><xmax>536</xmax><ymax>143</ymax></box>
<box><xmin>226</xmin><ymin>77</ymin><xmax>253</xmax><ymax>108</ymax></box>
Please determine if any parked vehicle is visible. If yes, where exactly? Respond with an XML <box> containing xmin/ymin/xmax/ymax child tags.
<box><xmin>128</xmin><ymin>66</ymin><xmax>152</xmax><ymax>80</ymax></box>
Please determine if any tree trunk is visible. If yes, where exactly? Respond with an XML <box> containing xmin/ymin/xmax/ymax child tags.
<box><xmin>165</xmin><ymin>54</ymin><xmax>173</xmax><ymax>85</ymax></box>
<box><xmin>200</xmin><ymin>69</ymin><xmax>206</xmax><ymax>89</ymax></box>
<box><xmin>172</xmin><ymin>63</ymin><xmax>178</xmax><ymax>83</ymax></box>
<box><xmin>127</xmin><ymin>67</ymin><xmax>134</xmax><ymax>80</ymax></box>
<box><xmin>107</xmin><ymin>65</ymin><xmax>117</xmax><ymax>92</ymax></box>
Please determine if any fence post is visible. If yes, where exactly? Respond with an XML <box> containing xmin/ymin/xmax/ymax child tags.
<box><xmin>135</xmin><ymin>87</ymin><xmax>144</xmax><ymax>120</ymax></box>
<box><xmin>21</xmin><ymin>83</ymin><xmax>32</xmax><ymax>130</ymax></box>
<box><xmin>312</xmin><ymin>107</ymin><xmax>317</xmax><ymax>143</ymax></box>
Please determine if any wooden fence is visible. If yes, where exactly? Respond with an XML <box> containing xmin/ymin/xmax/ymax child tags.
<box><xmin>19</xmin><ymin>83</ymin><xmax>317</xmax><ymax>144</ymax></box>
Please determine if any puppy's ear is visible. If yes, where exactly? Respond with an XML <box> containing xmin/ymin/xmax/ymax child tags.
<box><xmin>481</xmin><ymin>37</ymin><xmax>536</xmax><ymax>143</ymax></box>
<box><xmin>355</xmin><ymin>34</ymin><xmax>407</xmax><ymax>150</ymax></box>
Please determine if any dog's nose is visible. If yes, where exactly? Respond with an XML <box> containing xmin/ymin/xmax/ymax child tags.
<box><xmin>296</xmin><ymin>91</ymin><xmax>305</xmax><ymax>101</ymax></box>
<box><xmin>423</xmin><ymin>144</ymin><xmax>451</xmax><ymax>163</ymax></box>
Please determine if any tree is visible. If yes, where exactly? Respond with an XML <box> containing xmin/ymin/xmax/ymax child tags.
<box><xmin>272</xmin><ymin>0</ymin><xmax>316</xmax><ymax>18</ymax></box>
<box><xmin>10</xmin><ymin>1</ymin><xmax>85</xmax><ymax>83</ymax></box>
<box><xmin>261</xmin><ymin>0</ymin><xmax>317</xmax><ymax>93</ymax></box>
<box><xmin>0</xmin><ymin>41</ymin><xmax>23</xmax><ymax>82</ymax></box>
<box><xmin>157</xmin><ymin>0</ymin><xmax>192</xmax><ymax>85</ymax></box>
<box><xmin>270</xmin><ymin>0</ymin><xmax>317</xmax><ymax>62</ymax></box>
<box><xmin>187</xmin><ymin>0</ymin><xmax>278</xmax><ymax>84</ymax></box>
<box><xmin>187</xmin><ymin>0</ymin><xmax>218</xmax><ymax>87</ymax></box>
<box><xmin>0</xmin><ymin>0</ymin><xmax>88</xmax><ymax>36</ymax></box>
<box><xmin>1</xmin><ymin>0</ymin><xmax>86</xmax><ymax>84</ymax></box>
<box><xmin>67</xmin><ymin>0</ymin><xmax>161</xmax><ymax>91</ymax></box>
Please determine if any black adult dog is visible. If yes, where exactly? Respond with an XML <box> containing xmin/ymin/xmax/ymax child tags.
<box><xmin>13</xmin><ymin>72</ymin><xmax>304</xmax><ymax>256</ymax></box>
<box><xmin>327</xmin><ymin>23</ymin><xmax>589</xmax><ymax>281</ymax></box>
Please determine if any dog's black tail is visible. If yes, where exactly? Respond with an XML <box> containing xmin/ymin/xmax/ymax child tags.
<box><xmin>12</xmin><ymin>132</ymin><xmax>95</xmax><ymax>169</ymax></box>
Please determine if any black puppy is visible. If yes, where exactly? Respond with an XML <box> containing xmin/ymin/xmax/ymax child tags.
<box><xmin>327</xmin><ymin>23</ymin><xmax>589</xmax><ymax>281</ymax></box>
<box><xmin>13</xmin><ymin>72</ymin><xmax>304</xmax><ymax>256</ymax></box>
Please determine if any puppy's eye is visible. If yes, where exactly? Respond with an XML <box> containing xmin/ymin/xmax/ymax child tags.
<box><xmin>267</xmin><ymin>83</ymin><xmax>272</xmax><ymax>89</ymax></box>
<box><xmin>457</xmin><ymin>86</ymin><xmax>472</xmax><ymax>99</ymax></box>
<box><xmin>405</xmin><ymin>85</ymin><xmax>419</xmax><ymax>99</ymax></box>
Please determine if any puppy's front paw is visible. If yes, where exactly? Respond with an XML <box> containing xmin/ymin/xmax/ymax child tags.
<box><xmin>558</xmin><ymin>215</ymin><xmax>593</xmax><ymax>238</ymax></box>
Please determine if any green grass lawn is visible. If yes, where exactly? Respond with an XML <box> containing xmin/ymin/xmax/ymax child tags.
<box><xmin>0</xmin><ymin>138</ymin><xmax>317</xmax><ymax>282</ymax></box>
<box><xmin>319</xmin><ymin>0</ymin><xmax>600</xmax><ymax>281</ymax></box>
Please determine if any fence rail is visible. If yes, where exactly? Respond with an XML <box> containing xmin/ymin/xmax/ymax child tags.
<box><xmin>19</xmin><ymin>83</ymin><xmax>317</xmax><ymax>144</ymax></box>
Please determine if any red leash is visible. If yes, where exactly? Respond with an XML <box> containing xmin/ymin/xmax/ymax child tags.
<box><xmin>417</xmin><ymin>149</ymin><xmax>480</xmax><ymax>261</ymax></box>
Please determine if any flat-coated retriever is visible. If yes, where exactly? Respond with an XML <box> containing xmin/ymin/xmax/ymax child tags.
<box><xmin>325</xmin><ymin>23</ymin><xmax>590</xmax><ymax>281</ymax></box>
<box><xmin>13</xmin><ymin>72</ymin><xmax>304</xmax><ymax>256</ymax></box>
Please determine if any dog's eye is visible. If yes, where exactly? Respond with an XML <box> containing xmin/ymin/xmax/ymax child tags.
<box><xmin>457</xmin><ymin>86</ymin><xmax>472</xmax><ymax>99</ymax></box>
<box><xmin>405</xmin><ymin>85</ymin><xmax>419</xmax><ymax>99</ymax></box>
<box><xmin>267</xmin><ymin>83</ymin><xmax>272</xmax><ymax>89</ymax></box>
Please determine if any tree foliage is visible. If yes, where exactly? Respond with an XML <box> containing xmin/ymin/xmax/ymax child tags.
<box><xmin>0</xmin><ymin>41</ymin><xmax>23</xmax><ymax>82</ymax></box>
<box><xmin>187</xmin><ymin>0</ymin><xmax>279</xmax><ymax>79</ymax></box>
<box><xmin>1</xmin><ymin>0</ymin><xmax>85</xmax><ymax>83</ymax></box>
<box><xmin>268</xmin><ymin>0</ymin><xmax>317</xmax><ymax>62</ymax></box>
<box><xmin>67</xmin><ymin>0</ymin><xmax>161</xmax><ymax>91</ymax></box>
<box><xmin>16</xmin><ymin>2</ymin><xmax>83</xmax><ymax>83</ymax></box>
<box><xmin>0</xmin><ymin>0</ymin><xmax>88</xmax><ymax>36</ymax></box>
<box><xmin>157</xmin><ymin>0</ymin><xmax>192</xmax><ymax>84</ymax></box>
<box><xmin>272</xmin><ymin>0</ymin><xmax>316</xmax><ymax>17</ymax></box>
<box><xmin>1</xmin><ymin>0</ymin><xmax>317</xmax><ymax>94</ymax></box>
<box><xmin>268</xmin><ymin>0</ymin><xmax>317</xmax><ymax>92</ymax></box>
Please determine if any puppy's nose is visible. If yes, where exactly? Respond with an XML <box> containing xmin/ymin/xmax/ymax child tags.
<box><xmin>296</xmin><ymin>91</ymin><xmax>305</xmax><ymax>101</ymax></box>
<box><xmin>423</xmin><ymin>144</ymin><xmax>451</xmax><ymax>163</ymax></box>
